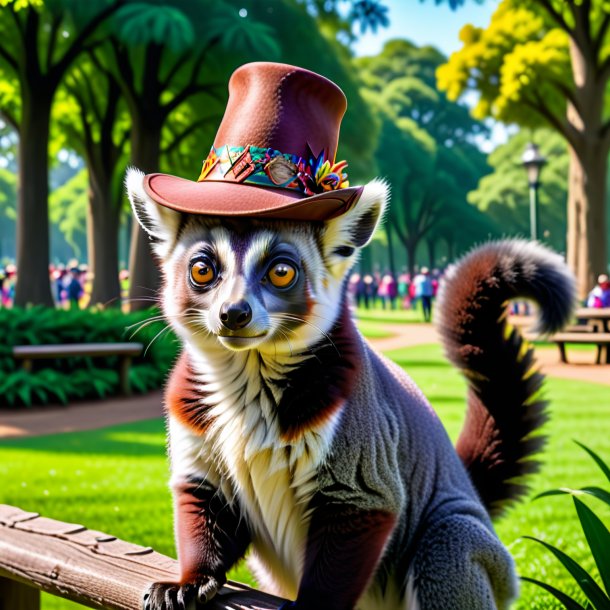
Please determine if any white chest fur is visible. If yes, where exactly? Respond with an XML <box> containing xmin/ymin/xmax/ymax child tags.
<box><xmin>169</xmin><ymin>349</ymin><xmax>341</xmax><ymax>599</ymax></box>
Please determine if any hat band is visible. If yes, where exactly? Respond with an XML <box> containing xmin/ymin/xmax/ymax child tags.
<box><xmin>197</xmin><ymin>144</ymin><xmax>349</xmax><ymax>196</ymax></box>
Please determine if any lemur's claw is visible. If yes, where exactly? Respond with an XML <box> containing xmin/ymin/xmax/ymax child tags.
<box><xmin>142</xmin><ymin>581</ymin><xmax>195</xmax><ymax>610</ymax></box>
<box><xmin>196</xmin><ymin>575</ymin><xmax>221</xmax><ymax>603</ymax></box>
<box><xmin>143</xmin><ymin>577</ymin><xmax>221</xmax><ymax>610</ymax></box>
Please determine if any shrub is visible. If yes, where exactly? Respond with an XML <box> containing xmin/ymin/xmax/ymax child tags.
<box><xmin>0</xmin><ymin>307</ymin><xmax>179</xmax><ymax>408</ymax></box>
<box><xmin>522</xmin><ymin>442</ymin><xmax>610</xmax><ymax>609</ymax></box>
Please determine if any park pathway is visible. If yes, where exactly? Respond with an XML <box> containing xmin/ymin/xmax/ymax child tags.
<box><xmin>1</xmin><ymin>323</ymin><xmax>608</xmax><ymax>439</ymax></box>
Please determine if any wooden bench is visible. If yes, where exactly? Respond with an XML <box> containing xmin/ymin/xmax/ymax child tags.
<box><xmin>525</xmin><ymin>332</ymin><xmax>610</xmax><ymax>364</ymax></box>
<box><xmin>12</xmin><ymin>343</ymin><xmax>144</xmax><ymax>395</ymax></box>
<box><xmin>0</xmin><ymin>504</ymin><xmax>284</xmax><ymax>610</ymax></box>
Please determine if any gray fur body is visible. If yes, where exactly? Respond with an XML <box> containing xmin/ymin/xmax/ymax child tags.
<box><xmin>318</xmin><ymin>343</ymin><xmax>516</xmax><ymax>610</ymax></box>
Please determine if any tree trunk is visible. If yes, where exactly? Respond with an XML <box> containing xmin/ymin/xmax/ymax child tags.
<box><xmin>427</xmin><ymin>238</ymin><xmax>436</xmax><ymax>268</ymax></box>
<box><xmin>88</xmin><ymin>176</ymin><xmax>121</xmax><ymax>307</ymax></box>
<box><xmin>14</xmin><ymin>91</ymin><xmax>54</xmax><ymax>307</ymax></box>
<box><xmin>405</xmin><ymin>240</ymin><xmax>417</xmax><ymax>276</ymax></box>
<box><xmin>128</xmin><ymin>119</ymin><xmax>162</xmax><ymax>311</ymax></box>
<box><xmin>445</xmin><ymin>235</ymin><xmax>455</xmax><ymax>263</ymax></box>
<box><xmin>385</xmin><ymin>223</ymin><xmax>396</xmax><ymax>274</ymax></box>
<box><xmin>566</xmin><ymin>143</ymin><xmax>609</xmax><ymax>301</ymax></box>
<box><xmin>565</xmin><ymin>32</ymin><xmax>609</xmax><ymax>302</ymax></box>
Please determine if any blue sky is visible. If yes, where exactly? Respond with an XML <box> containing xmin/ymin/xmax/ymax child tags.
<box><xmin>352</xmin><ymin>0</ymin><xmax>499</xmax><ymax>58</ymax></box>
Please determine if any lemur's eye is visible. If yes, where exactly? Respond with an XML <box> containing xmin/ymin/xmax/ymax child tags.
<box><xmin>267</xmin><ymin>262</ymin><xmax>297</xmax><ymax>288</ymax></box>
<box><xmin>190</xmin><ymin>259</ymin><xmax>216</xmax><ymax>286</ymax></box>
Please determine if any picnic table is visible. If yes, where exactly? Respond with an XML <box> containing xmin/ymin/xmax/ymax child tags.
<box><xmin>516</xmin><ymin>308</ymin><xmax>610</xmax><ymax>364</ymax></box>
<box><xmin>574</xmin><ymin>307</ymin><xmax>610</xmax><ymax>332</ymax></box>
<box><xmin>542</xmin><ymin>308</ymin><xmax>610</xmax><ymax>364</ymax></box>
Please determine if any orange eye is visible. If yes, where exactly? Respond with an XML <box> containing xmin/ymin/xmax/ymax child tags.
<box><xmin>190</xmin><ymin>260</ymin><xmax>216</xmax><ymax>286</ymax></box>
<box><xmin>268</xmin><ymin>262</ymin><xmax>297</xmax><ymax>288</ymax></box>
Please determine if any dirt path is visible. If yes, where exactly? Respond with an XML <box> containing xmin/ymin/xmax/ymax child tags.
<box><xmin>1</xmin><ymin>324</ymin><xmax>608</xmax><ymax>439</ymax></box>
<box><xmin>0</xmin><ymin>391</ymin><xmax>164</xmax><ymax>439</ymax></box>
<box><xmin>369</xmin><ymin>322</ymin><xmax>610</xmax><ymax>386</ymax></box>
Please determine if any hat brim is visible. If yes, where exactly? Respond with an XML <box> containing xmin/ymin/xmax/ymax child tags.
<box><xmin>143</xmin><ymin>173</ymin><xmax>364</xmax><ymax>221</ymax></box>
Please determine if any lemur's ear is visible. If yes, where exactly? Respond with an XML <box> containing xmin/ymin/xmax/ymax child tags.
<box><xmin>126</xmin><ymin>167</ymin><xmax>181</xmax><ymax>249</ymax></box>
<box><xmin>323</xmin><ymin>178</ymin><xmax>389</xmax><ymax>274</ymax></box>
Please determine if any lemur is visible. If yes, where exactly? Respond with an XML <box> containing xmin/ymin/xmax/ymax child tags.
<box><xmin>128</xmin><ymin>168</ymin><xmax>575</xmax><ymax>610</ymax></box>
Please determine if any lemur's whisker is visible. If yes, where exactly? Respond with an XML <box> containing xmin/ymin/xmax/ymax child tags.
<box><xmin>143</xmin><ymin>323</ymin><xmax>175</xmax><ymax>357</ymax></box>
<box><xmin>274</xmin><ymin>325</ymin><xmax>295</xmax><ymax>357</ymax></box>
<box><xmin>127</xmin><ymin>313</ymin><xmax>199</xmax><ymax>339</ymax></box>
<box><xmin>271</xmin><ymin>313</ymin><xmax>341</xmax><ymax>357</ymax></box>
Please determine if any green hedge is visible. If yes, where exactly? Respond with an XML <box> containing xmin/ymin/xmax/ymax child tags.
<box><xmin>0</xmin><ymin>307</ymin><xmax>179</xmax><ymax>408</ymax></box>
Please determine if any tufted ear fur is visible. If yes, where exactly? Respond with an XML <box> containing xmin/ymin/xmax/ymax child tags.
<box><xmin>126</xmin><ymin>168</ymin><xmax>182</xmax><ymax>252</ymax></box>
<box><xmin>323</xmin><ymin>179</ymin><xmax>389</xmax><ymax>275</ymax></box>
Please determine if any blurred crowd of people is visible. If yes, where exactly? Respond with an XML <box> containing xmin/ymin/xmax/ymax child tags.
<box><xmin>348</xmin><ymin>267</ymin><xmax>442</xmax><ymax>322</ymax></box>
<box><xmin>0</xmin><ymin>262</ymin><xmax>130</xmax><ymax>309</ymax></box>
<box><xmin>2</xmin><ymin>261</ymin><xmax>609</xmax><ymax>317</ymax></box>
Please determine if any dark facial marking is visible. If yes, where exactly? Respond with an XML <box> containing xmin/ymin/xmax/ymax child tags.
<box><xmin>260</xmin><ymin>243</ymin><xmax>310</xmax><ymax>322</ymax></box>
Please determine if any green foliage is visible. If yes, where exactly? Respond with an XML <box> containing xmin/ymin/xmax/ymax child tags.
<box><xmin>523</xmin><ymin>443</ymin><xmax>610</xmax><ymax>609</ymax></box>
<box><xmin>468</xmin><ymin>129</ymin><xmax>569</xmax><ymax>252</ymax></box>
<box><xmin>117</xmin><ymin>4</ymin><xmax>195</xmax><ymax>52</ymax></box>
<box><xmin>0</xmin><ymin>307</ymin><xmax>179</xmax><ymax>407</ymax></box>
<box><xmin>357</xmin><ymin>39</ymin><xmax>493</xmax><ymax>268</ymax></box>
<box><xmin>436</xmin><ymin>1</ymin><xmax>570</xmax><ymax>126</ymax></box>
<box><xmin>202</xmin><ymin>9</ymin><xmax>281</xmax><ymax>59</ymax></box>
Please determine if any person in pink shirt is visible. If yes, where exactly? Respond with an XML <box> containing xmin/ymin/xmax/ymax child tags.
<box><xmin>587</xmin><ymin>274</ymin><xmax>610</xmax><ymax>308</ymax></box>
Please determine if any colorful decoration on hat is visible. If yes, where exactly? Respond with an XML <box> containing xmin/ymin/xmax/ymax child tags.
<box><xmin>197</xmin><ymin>144</ymin><xmax>349</xmax><ymax>196</ymax></box>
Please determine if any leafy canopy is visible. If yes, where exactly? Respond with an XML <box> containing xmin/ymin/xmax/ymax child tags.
<box><xmin>357</xmin><ymin>39</ymin><xmax>491</xmax><ymax>260</ymax></box>
<box><xmin>436</xmin><ymin>0</ymin><xmax>610</xmax><ymax>131</ymax></box>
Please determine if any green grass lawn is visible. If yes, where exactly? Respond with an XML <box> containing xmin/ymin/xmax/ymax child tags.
<box><xmin>354</xmin><ymin>303</ymin><xmax>427</xmax><ymax>324</ymax></box>
<box><xmin>354</xmin><ymin>319</ymin><xmax>395</xmax><ymax>339</ymax></box>
<box><xmin>1</xmin><ymin>343</ymin><xmax>609</xmax><ymax>609</ymax></box>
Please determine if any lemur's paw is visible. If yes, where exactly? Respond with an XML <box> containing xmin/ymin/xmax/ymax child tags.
<box><xmin>143</xmin><ymin>576</ymin><xmax>221</xmax><ymax>610</ymax></box>
<box><xmin>143</xmin><ymin>581</ymin><xmax>194</xmax><ymax>610</ymax></box>
<box><xmin>195</xmin><ymin>575</ymin><xmax>222</xmax><ymax>604</ymax></box>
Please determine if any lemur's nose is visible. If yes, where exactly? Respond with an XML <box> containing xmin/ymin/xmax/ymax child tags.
<box><xmin>219</xmin><ymin>299</ymin><xmax>252</xmax><ymax>331</ymax></box>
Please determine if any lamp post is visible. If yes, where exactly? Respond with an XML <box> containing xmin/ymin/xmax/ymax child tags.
<box><xmin>521</xmin><ymin>143</ymin><xmax>547</xmax><ymax>241</ymax></box>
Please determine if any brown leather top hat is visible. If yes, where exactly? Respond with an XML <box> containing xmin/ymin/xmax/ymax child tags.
<box><xmin>143</xmin><ymin>62</ymin><xmax>363</xmax><ymax>221</ymax></box>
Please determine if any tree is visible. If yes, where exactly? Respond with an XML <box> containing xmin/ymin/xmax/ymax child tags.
<box><xmin>0</xmin><ymin>0</ymin><xmax>122</xmax><ymax>305</ymax></box>
<box><xmin>437</xmin><ymin>0</ymin><xmax>610</xmax><ymax>298</ymax></box>
<box><xmin>54</xmin><ymin>52</ymin><xmax>130</xmax><ymax>306</ymax></box>
<box><xmin>468</xmin><ymin>129</ymin><xmax>569</xmax><ymax>253</ymax></box>
<box><xmin>358</xmin><ymin>40</ymin><xmax>490</xmax><ymax>272</ymax></box>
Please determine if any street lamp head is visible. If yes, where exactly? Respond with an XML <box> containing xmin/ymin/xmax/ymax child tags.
<box><xmin>522</xmin><ymin>142</ymin><xmax>547</xmax><ymax>187</ymax></box>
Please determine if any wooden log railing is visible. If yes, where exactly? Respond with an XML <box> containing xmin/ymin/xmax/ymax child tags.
<box><xmin>0</xmin><ymin>504</ymin><xmax>286</xmax><ymax>610</ymax></box>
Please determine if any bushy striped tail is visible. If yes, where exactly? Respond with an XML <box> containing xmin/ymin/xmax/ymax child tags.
<box><xmin>436</xmin><ymin>240</ymin><xmax>576</xmax><ymax>518</ymax></box>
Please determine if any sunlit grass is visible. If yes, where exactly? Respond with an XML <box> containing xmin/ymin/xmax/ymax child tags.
<box><xmin>354</xmin><ymin>303</ymin><xmax>428</xmax><ymax>324</ymax></box>
<box><xmin>1</xmin><ymin>343</ymin><xmax>609</xmax><ymax>609</ymax></box>
<box><xmin>354</xmin><ymin>319</ymin><xmax>394</xmax><ymax>338</ymax></box>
